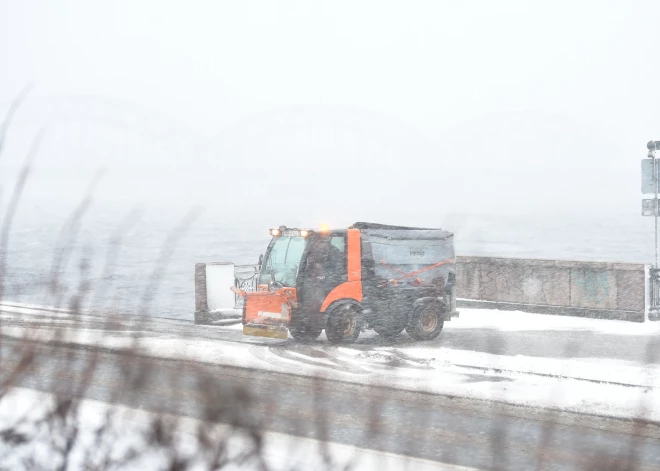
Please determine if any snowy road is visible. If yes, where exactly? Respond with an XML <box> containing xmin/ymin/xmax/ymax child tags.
<box><xmin>3</xmin><ymin>302</ymin><xmax>660</xmax><ymax>419</ymax></box>
<box><xmin>3</xmin><ymin>301</ymin><xmax>660</xmax><ymax>362</ymax></box>
<box><xmin>3</xmin><ymin>336</ymin><xmax>660</xmax><ymax>470</ymax></box>
<box><xmin>2</xmin><ymin>302</ymin><xmax>660</xmax><ymax>469</ymax></box>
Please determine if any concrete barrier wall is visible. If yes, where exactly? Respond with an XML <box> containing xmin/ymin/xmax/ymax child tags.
<box><xmin>456</xmin><ymin>256</ymin><xmax>646</xmax><ymax>322</ymax></box>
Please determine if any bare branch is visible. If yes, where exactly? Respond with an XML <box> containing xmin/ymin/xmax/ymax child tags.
<box><xmin>0</xmin><ymin>84</ymin><xmax>33</xmax><ymax>161</ymax></box>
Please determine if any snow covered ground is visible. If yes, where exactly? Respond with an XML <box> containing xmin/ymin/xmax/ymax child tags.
<box><xmin>0</xmin><ymin>386</ymin><xmax>474</xmax><ymax>471</ymax></box>
<box><xmin>453</xmin><ymin>308</ymin><xmax>660</xmax><ymax>335</ymax></box>
<box><xmin>2</xmin><ymin>302</ymin><xmax>660</xmax><ymax>423</ymax></box>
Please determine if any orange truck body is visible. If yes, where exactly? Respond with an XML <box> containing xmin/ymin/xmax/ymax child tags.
<box><xmin>234</xmin><ymin>224</ymin><xmax>458</xmax><ymax>342</ymax></box>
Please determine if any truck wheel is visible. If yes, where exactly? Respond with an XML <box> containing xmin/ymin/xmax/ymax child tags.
<box><xmin>289</xmin><ymin>323</ymin><xmax>322</xmax><ymax>342</ymax></box>
<box><xmin>325</xmin><ymin>304</ymin><xmax>363</xmax><ymax>344</ymax></box>
<box><xmin>406</xmin><ymin>304</ymin><xmax>444</xmax><ymax>341</ymax></box>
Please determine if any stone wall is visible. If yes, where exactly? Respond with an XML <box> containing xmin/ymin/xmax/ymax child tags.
<box><xmin>456</xmin><ymin>256</ymin><xmax>646</xmax><ymax>321</ymax></box>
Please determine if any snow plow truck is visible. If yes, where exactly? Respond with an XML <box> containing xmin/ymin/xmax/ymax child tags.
<box><xmin>232</xmin><ymin>222</ymin><xmax>458</xmax><ymax>343</ymax></box>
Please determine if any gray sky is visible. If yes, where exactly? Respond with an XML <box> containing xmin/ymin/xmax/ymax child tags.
<box><xmin>2</xmin><ymin>0</ymin><xmax>660</xmax><ymax>228</ymax></box>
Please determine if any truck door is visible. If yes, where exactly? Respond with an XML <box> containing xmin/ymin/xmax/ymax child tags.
<box><xmin>299</xmin><ymin>234</ymin><xmax>347</xmax><ymax>318</ymax></box>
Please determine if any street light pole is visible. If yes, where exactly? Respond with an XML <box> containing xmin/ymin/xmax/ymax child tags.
<box><xmin>647</xmin><ymin>141</ymin><xmax>660</xmax><ymax>268</ymax></box>
<box><xmin>654</xmin><ymin>149</ymin><xmax>658</xmax><ymax>269</ymax></box>
<box><xmin>644</xmin><ymin>141</ymin><xmax>660</xmax><ymax>319</ymax></box>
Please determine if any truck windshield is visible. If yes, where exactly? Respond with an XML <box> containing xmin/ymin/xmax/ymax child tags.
<box><xmin>259</xmin><ymin>236</ymin><xmax>307</xmax><ymax>287</ymax></box>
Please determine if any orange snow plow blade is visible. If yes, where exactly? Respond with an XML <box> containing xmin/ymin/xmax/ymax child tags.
<box><xmin>232</xmin><ymin>286</ymin><xmax>297</xmax><ymax>339</ymax></box>
<box><xmin>242</xmin><ymin>324</ymin><xmax>288</xmax><ymax>339</ymax></box>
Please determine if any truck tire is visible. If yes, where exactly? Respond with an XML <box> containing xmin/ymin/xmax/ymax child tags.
<box><xmin>325</xmin><ymin>304</ymin><xmax>363</xmax><ymax>344</ymax></box>
<box><xmin>289</xmin><ymin>322</ymin><xmax>322</xmax><ymax>342</ymax></box>
<box><xmin>406</xmin><ymin>304</ymin><xmax>444</xmax><ymax>341</ymax></box>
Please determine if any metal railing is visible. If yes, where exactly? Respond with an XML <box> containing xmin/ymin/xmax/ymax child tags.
<box><xmin>233</xmin><ymin>264</ymin><xmax>260</xmax><ymax>309</ymax></box>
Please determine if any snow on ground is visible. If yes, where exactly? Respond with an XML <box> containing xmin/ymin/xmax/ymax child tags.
<box><xmin>401</xmin><ymin>345</ymin><xmax>660</xmax><ymax>388</ymax></box>
<box><xmin>0</xmin><ymin>387</ymin><xmax>471</xmax><ymax>471</ymax></box>
<box><xmin>402</xmin><ymin>308</ymin><xmax>660</xmax><ymax>389</ymax></box>
<box><xmin>453</xmin><ymin>306</ymin><xmax>660</xmax><ymax>335</ymax></box>
<box><xmin>2</xmin><ymin>302</ymin><xmax>660</xmax><ymax>423</ymax></box>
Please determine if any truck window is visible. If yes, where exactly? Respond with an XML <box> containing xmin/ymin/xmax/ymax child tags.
<box><xmin>327</xmin><ymin>235</ymin><xmax>347</xmax><ymax>281</ymax></box>
<box><xmin>259</xmin><ymin>236</ymin><xmax>307</xmax><ymax>287</ymax></box>
<box><xmin>330</xmin><ymin>236</ymin><xmax>345</xmax><ymax>253</ymax></box>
